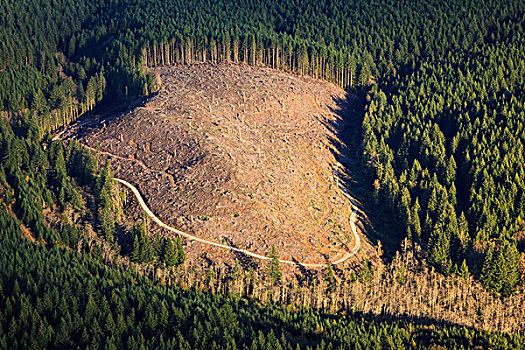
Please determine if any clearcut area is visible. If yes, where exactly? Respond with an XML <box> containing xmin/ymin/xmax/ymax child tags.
<box><xmin>69</xmin><ymin>63</ymin><xmax>370</xmax><ymax>266</ymax></box>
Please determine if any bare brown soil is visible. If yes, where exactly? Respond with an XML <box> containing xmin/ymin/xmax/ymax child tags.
<box><xmin>73</xmin><ymin>63</ymin><xmax>369</xmax><ymax>265</ymax></box>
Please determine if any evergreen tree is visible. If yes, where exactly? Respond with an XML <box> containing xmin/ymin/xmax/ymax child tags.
<box><xmin>501</xmin><ymin>241</ymin><xmax>522</xmax><ymax>297</ymax></box>
<box><xmin>98</xmin><ymin>186</ymin><xmax>114</xmax><ymax>241</ymax></box>
<box><xmin>267</xmin><ymin>245</ymin><xmax>281</xmax><ymax>285</ymax></box>
<box><xmin>325</xmin><ymin>260</ymin><xmax>335</xmax><ymax>287</ymax></box>
<box><xmin>411</xmin><ymin>199</ymin><xmax>422</xmax><ymax>241</ymax></box>
<box><xmin>479</xmin><ymin>242</ymin><xmax>520</xmax><ymax>296</ymax></box>
<box><xmin>459</xmin><ymin>260</ymin><xmax>469</xmax><ymax>279</ymax></box>
<box><xmin>163</xmin><ymin>237</ymin><xmax>176</xmax><ymax>267</ymax></box>
<box><xmin>428</xmin><ymin>218</ymin><xmax>452</xmax><ymax>274</ymax></box>
<box><xmin>174</xmin><ymin>235</ymin><xmax>185</xmax><ymax>266</ymax></box>
<box><xmin>481</xmin><ymin>244</ymin><xmax>498</xmax><ymax>291</ymax></box>
<box><xmin>131</xmin><ymin>234</ymin><xmax>141</xmax><ymax>263</ymax></box>
<box><xmin>140</xmin><ymin>233</ymin><xmax>154</xmax><ymax>263</ymax></box>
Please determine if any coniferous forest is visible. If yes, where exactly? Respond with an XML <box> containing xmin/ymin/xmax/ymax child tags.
<box><xmin>1</xmin><ymin>0</ymin><xmax>525</xmax><ymax>348</ymax></box>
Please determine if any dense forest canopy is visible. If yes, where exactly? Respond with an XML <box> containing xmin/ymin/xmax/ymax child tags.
<box><xmin>1</xmin><ymin>0</ymin><xmax>525</xmax><ymax>347</ymax></box>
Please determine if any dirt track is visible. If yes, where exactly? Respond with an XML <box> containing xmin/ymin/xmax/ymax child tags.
<box><xmin>113</xmin><ymin>173</ymin><xmax>360</xmax><ymax>267</ymax></box>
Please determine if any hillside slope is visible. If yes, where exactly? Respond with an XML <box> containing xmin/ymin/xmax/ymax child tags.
<box><xmin>67</xmin><ymin>63</ymin><xmax>370</xmax><ymax>265</ymax></box>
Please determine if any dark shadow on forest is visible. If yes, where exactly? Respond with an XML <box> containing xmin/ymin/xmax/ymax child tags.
<box><xmin>320</xmin><ymin>91</ymin><xmax>403</xmax><ymax>261</ymax></box>
<box><xmin>291</xmin><ymin>257</ymin><xmax>316</xmax><ymax>286</ymax></box>
<box><xmin>224</xmin><ymin>237</ymin><xmax>260</xmax><ymax>271</ymax></box>
<box><xmin>200</xmin><ymin>251</ymin><xmax>214</xmax><ymax>267</ymax></box>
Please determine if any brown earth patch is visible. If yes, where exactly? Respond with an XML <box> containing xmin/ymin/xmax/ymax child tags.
<box><xmin>73</xmin><ymin>63</ymin><xmax>366</xmax><ymax>265</ymax></box>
